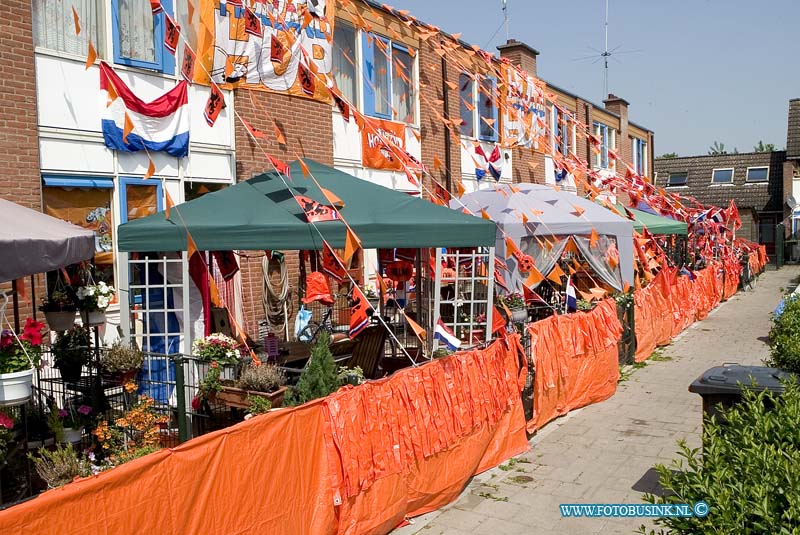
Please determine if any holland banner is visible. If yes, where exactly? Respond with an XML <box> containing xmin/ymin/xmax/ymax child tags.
<box><xmin>434</xmin><ymin>320</ymin><xmax>461</xmax><ymax>351</ymax></box>
<box><xmin>99</xmin><ymin>62</ymin><xmax>190</xmax><ymax>158</ymax></box>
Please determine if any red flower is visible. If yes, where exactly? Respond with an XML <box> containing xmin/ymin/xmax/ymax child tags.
<box><xmin>20</xmin><ymin>318</ymin><xmax>45</xmax><ymax>346</ymax></box>
<box><xmin>0</xmin><ymin>412</ymin><xmax>14</xmax><ymax>430</ymax></box>
<box><xmin>191</xmin><ymin>394</ymin><xmax>201</xmax><ymax>411</ymax></box>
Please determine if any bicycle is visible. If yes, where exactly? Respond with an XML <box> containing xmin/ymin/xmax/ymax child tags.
<box><xmin>298</xmin><ymin>289</ymin><xmax>364</xmax><ymax>344</ymax></box>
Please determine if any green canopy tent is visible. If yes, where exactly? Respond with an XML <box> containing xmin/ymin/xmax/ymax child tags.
<box><xmin>616</xmin><ymin>204</ymin><xmax>688</xmax><ymax>236</ymax></box>
<box><xmin>118</xmin><ymin>159</ymin><xmax>496</xmax><ymax>252</ymax></box>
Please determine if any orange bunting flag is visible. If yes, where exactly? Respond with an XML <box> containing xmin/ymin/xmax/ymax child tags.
<box><xmin>144</xmin><ymin>158</ymin><xmax>156</xmax><ymax>180</ymax></box>
<box><xmin>71</xmin><ymin>5</ymin><xmax>81</xmax><ymax>35</ymax></box>
<box><xmin>571</xmin><ymin>204</ymin><xmax>585</xmax><ymax>217</ymax></box>
<box><xmin>589</xmin><ymin>228</ymin><xmax>599</xmax><ymax>248</ymax></box>
<box><xmin>492</xmin><ymin>306</ymin><xmax>506</xmax><ymax>335</ymax></box>
<box><xmin>203</xmin><ymin>83</ymin><xmax>225</xmax><ymax>127</ymax></box>
<box><xmin>524</xmin><ymin>267</ymin><xmax>544</xmax><ymax>288</ymax></box>
<box><xmin>105</xmin><ymin>78</ymin><xmax>119</xmax><ymax>107</ymax></box>
<box><xmin>320</xmin><ymin>187</ymin><xmax>344</xmax><ymax>208</ymax></box>
<box><xmin>164</xmin><ymin>188</ymin><xmax>175</xmax><ymax>220</ymax></box>
<box><xmin>480</xmin><ymin>209</ymin><xmax>492</xmax><ymax>220</ymax></box>
<box><xmin>548</xmin><ymin>262</ymin><xmax>566</xmax><ymax>284</ymax></box>
<box><xmin>186</xmin><ymin>232</ymin><xmax>198</xmax><ymax>258</ymax></box>
<box><xmin>241</xmin><ymin>116</ymin><xmax>265</xmax><ymax>138</ymax></box>
<box><xmin>404</xmin><ymin>313</ymin><xmax>427</xmax><ymax>342</ymax></box>
<box><xmin>375</xmin><ymin>271</ymin><xmax>388</xmax><ymax>296</ymax></box>
<box><xmin>85</xmin><ymin>40</ymin><xmax>97</xmax><ymax>70</ymax></box>
<box><xmin>504</xmin><ymin>236</ymin><xmax>520</xmax><ymax>259</ymax></box>
<box><xmin>433</xmin><ymin>156</ymin><xmax>442</xmax><ymax>170</ymax></box>
<box><xmin>299</xmin><ymin>158</ymin><xmax>310</xmax><ymax>178</ymax></box>
<box><xmin>343</xmin><ymin>226</ymin><xmax>361</xmax><ymax>264</ymax></box>
<box><xmin>273</xmin><ymin>121</ymin><xmax>286</xmax><ymax>145</ymax></box>
<box><xmin>122</xmin><ymin>112</ymin><xmax>134</xmax><ymax>144</ymax></box>
<box><xmin>187</xmin><ymin>0</ymin><xmax>195</xmax><ymax>22</ymax></box>
<box><xmin>456</xmin><ymin>180</ymin><xmax>466</xmax><ymax>198</ymax></box>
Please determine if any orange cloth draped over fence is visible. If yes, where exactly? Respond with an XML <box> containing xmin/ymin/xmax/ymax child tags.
<box><xmin>526</xmin><ymin>298</ymin><xmax>622</xmax><ymax>432</ymax></box>
<box><xmin>0</xmin><ymin>338</ymin><xmax>528</xmax><ymax>535</ymax></box>
<box><xmin>633</xmin><ymin>270</ymin><xmax>673</xmax><ymax>362</ymax></box>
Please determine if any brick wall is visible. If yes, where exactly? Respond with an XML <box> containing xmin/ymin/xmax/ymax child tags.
<box><xmin>234</xmin><ymin>90</ymin><xmax>333</xmax><ymax>337</ymax></box>
<box><xmin>0</xmin><ymin>0</ymin><xmax>44</xmax><ymax>326</ymax></box>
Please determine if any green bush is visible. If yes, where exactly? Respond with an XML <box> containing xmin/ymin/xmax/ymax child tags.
<box><xmin>768</xmin><ymin>295</ymin><xmax>800</xmax><ymax>373</ymax></box>
<box><xmin>640</xmin><ymin>381</ymin><xmax>800</xmax><ymax>534</ymax></box>
<box><xmin>285</xmin><ymin>332</ymin><xmax>340</xmax><ymax>407</ymax></box>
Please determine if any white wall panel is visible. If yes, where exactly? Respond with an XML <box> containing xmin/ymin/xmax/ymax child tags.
<box><xmin>39</xmin><ymin>136</ymin><xmax>114</xmax><ymax>174</ymax></box>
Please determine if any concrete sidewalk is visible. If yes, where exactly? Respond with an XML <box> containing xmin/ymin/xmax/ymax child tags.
<box><xmin>395</xmin><ymin>265</ymin><xmax>800</xmax><ymax>535</ymax></box>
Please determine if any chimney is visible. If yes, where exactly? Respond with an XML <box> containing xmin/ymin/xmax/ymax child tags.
<box><xmin>788</xmin><ymin>98</ymin><xmax>800</xmax><ymax>160</ymax></box>
<box><xmin>497</xmin><ymin>39</ymin><xmax>539</xmax><ymax>78</ymax></box>
<box><xmin>604</xmin><ymin>94</ymin><xmax>630</xmax><ymax>162</ymax></box>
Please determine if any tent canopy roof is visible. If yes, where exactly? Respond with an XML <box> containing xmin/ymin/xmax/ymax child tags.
<box><xmin>0</xmin><ymin>199</ymin><xmax>95</xmax><ymax>282</ymax></box>
<box><xmin>118</xmin><ymin>160</ymin><xmax>496</xmax><ymax>252</ymax></box>
<box><xmin>615</xmin><ymin>204</ymin><xmax>688</xmax><ymax>236</ymax></box>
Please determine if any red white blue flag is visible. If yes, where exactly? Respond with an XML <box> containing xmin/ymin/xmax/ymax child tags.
<box><xmin>99</xmin><ymin>62</ymin><xmax>189</xmax><ymax>158</ymax></box>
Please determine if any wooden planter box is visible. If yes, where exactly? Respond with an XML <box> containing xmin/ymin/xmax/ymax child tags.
<box><xmin>215</xmin><ymin>384</ymin><xmax>288</xmax><ymax>409</ymax></box>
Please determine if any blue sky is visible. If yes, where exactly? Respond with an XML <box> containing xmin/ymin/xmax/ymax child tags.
<box><xmin>394</xmin><ymin>0</ymin><xmax>799</xmax><ymax>156</ymax></box>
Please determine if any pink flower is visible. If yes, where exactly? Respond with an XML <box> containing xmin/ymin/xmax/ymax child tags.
<box><xmin>58</xmin><ymin>409</ymin><xmax>69</xmax><ymax>418</ymax></box>
<box><xmin>0</xmin><ymin>331</ymin><xmax>13</xmax><ymax>349</ymax></box>
<box><xmin>0</xmin><ymin>413</ymin><xmax>14</xmax><ymax>429</ymax></box>
<box><xmin>77</xmin><ymin>405</ymin><xmax>92</xmax><ymax>416</ymax></box>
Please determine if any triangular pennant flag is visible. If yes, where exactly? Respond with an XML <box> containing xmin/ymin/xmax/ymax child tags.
<box><xmin>187</xmin><ymin>0</ymin><xmax>195</xmax><ymax>22</ymax></box>
<box><xmin>524</xmin><ymin>266</ymin><xmax>544</xmax><ymax>287</ymax></box>
<box><xmin>122</xmin><ymin>112</ymin><xmax>134</xmax><ymax>144</ymax></box>
<box><xmin>85</xmin><ymin>40</ymin><xmax>97</xmax><ymax>70</ymax></box>
<box><xmin>144</xmin><ymin>157</ymin><xmax>156</xmax><ymax>180</ymax></box>
<box><xmin>549</xmin><ymin>262</ymin><xmax>566</xmax><ymax>283</ymax></box>
<box><xmin>105</xmin><ymin>78</ymin><xmax>118</xmax><ymax>107</ymax></box>
<box><xmin>589</xmin><ymin>228</ymin><xmax>599</xmax><ymax>248</ymax></box>
<box><xmin>273</xmin><ymin>121</ymin><xmax>286</xmax><ymax>145</ymax></box>
<box><xmin>241</xmin><ymin>116</ymin><xmax>265</xmax><ymax>138</ymax></box>
<box><xmin>433</xmin><ymin>156</ymin><xmax>442</xmax><ymax>170</ymax></box>
<box><xmin>320</xmin><ymin>187</ymin><xmax>344</xmax><ymax>208</ymax></box>
<box><xmin>343</xmin><ymin>226</ymin><xmax>361</xmax><ymax>264</ymax></box>
<box><xmin>186</xmin><ymin>231</ymin><xmax>198</xmax><ymax>258</ymax></box>
<box><xmin>504</xmin><ymin>236</ymin><xmax>520</xmax><ymax>259</ymax></box>
<box><xmin>299</xmin><ymin>158</ymin><xmax>310</xmax><ymax>178</ymax></box>
<box><xmin>571</xmin><ymin>204</ymin><xmax>585</xmax><ymax>217</ymax></box>
<box><xmin>456</xmin><ymin>180</ymin><xmax>466</xmax><ymax>198</ymax></box>
<box><xmin>480</xmin><ymin>209</ymin><xmax>492</xmax><ymax>220</ymax></box>
<box><xmin>404</xmin><ymin>313</ymin><xmax>427</xmax><ymax>342</ymax></box>
<box><xmin>71</xmin><ymin>5</ymin><xmax>81</xmax><ymax>35</ymax></box>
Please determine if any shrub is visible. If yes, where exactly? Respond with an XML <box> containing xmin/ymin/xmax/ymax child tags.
<box><xmin>237</xmin><ymin>363</ymin><xmax>286</xmax><ymax>393</ymax></box>
<box><xmin>639</xmin><ymin>381</ymin><xmax>800</xmax><ymax>534</ymax></box>
<box><xmin>768</xmin><ymin>295</ymin><xmax>800</xmax><ymax>373</ymax></box>
<box><xmin>246</xmin><ymin>395</ymin><xmax>272</xmax><ymax>416</ymax></box>
<box><xmin>285</xmin><ymin>332</ymin><xmax>339</xmax><ymax>406</ymax></box>
<box><xmin>101</xmin><ymin>341</ymin><xmax>144</xmax><ymax>373</ymax></box>
<box><xmin>30</xmin><ymin>444</ymin><xmax>91</xmax><ymax>488</ymax></box>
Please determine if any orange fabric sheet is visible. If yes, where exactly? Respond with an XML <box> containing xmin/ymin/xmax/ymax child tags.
<box><xmin>526</xmin><ymin>299</ymin><xmax>622</xmax><ymax>432</ymax></box>
<box><xmin>633</xmin><ymin>270</ymin><xmax>673</xmax><ymax>362</ymax></box>
<box><xmin>0</xmin><ymin>338</ymin><xmax>528</xmax><ymax>535</ymax></box>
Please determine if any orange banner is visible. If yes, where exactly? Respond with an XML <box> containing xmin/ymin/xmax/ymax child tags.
<box><xmin>0</xmin><ymin>337</ymin><xmax>528</xmax><ymax>535</ymax></box>
<box><xmin>361</xmin><ymin>118</ymin><xmax>407</xmax><ymax>171</ymax></box>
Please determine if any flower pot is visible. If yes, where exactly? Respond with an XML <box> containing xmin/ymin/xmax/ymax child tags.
<box><xmin>510</xmin><ymin>307</ymin><xmax>528</xmax><ymax>323</ymax></box>
<box><xmin>44</xmin><ymin>310</ymin><xmax>77</xmax><ymax>332</ymax></box>
<box><xmin>104</xmin><ymin>369</ymin><xmax>138</xmax><ymax>386</ymax></box>
<box><xmin>0</xmin><ymin>368</ymin><xmax>34</xmax><ymax>406</ymax></box>
<box><xmin>56</xmin><ymin>361</ymin><xmax>84</xmax><ymax>384</ymax></box>
<box><xmin>61</xmin><ymin>427</ymin><xmax>83</xmax><ymax>444</ymax></box>
<box><xmin>80</xmin><ymin>309</ymin><xmax>106</xmax><ymax>326</ymax></box>
<box><xmin>216</xmin><ymin>385</ymin><xmax>288</xmax><ymax>409</ymax></box>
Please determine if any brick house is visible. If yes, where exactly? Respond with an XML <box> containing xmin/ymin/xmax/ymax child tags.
<box><xmin>654</xmin><ymin>99</ymin><xmax>800</xmax><ymax>258</ymax></box>
<box><xmin>2</xmin><ymin>0</ymin><xmax>654</xmax><ymax>346</ymax></box>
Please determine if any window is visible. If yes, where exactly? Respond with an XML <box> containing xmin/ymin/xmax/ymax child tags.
<box><xmin>42</xmin><ymin>175</ymin><xmax>115</xmax><ymax>286</ymax></box>
<box><xmin>667</xmin><ymin>172</ymin><xmax>688</xmax><ymax>187</ymax></box>
<box><xmin>185</xmin><ymin>182</ymin><xmax>227</xmax><ymax>201</ymax></box>
<box><xmin>593</xmin><ymin>122</ymin><xmax>611</xmax><ymax>169</ymax></box>
<box><xmin>112</xmin><ymin>0</ymin><xmax>174</xmax><ymax>74</ymax></box>
<box><xmin>633</xmin><ymin>138</ymin><xmax>648</xmax><ymax>175</ymax></box>
<box><xmin>362</xmin><ymin>32</ymin><xmax>416</xmax><ymax>123</ymax></box>
<box><xmin>120</xmin><ymin>177</ymin><xmax>163</xmax><ymax>223</ymax></box>
<box><xmin>458</xmin><ymin>73</ymin><xmax>498</xmax><ymax>142</ymax></box>
<box><xmin>711</xmin><ymin>168</ymin><xmax>734</xmax><ymax>184</ymax></box>
<box><xmin>33</xmin><ymin>0</ymin><xmax>103</xmax><ymax>57</ymax></box>
<box><xmin>332</xmin><ymin>21</ymin><xmax>357</xmax><ymax>104</ymax></box>
<box><xmin>459</xmin><ymin>73</ymin><xmax>475</xmax><ymax>138</ymax></box>
<box><xmin>746</xmin><ymin>166</ymin><xmax>769</xmax><ymax>183</ymax></box>
<box><xmin>552</xmin><ymin>107</ymin><xmax>574</xmax><ymax>156</ymax></box>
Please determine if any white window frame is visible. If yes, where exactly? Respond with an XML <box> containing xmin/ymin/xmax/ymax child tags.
<box><xmin>745</xmin><ymin>166</ymin><xmax>769</xmax><ymax>184</ymax></box>
<box><xmin>711</xmin><ymin>167</ymin><xmax>735</xmax><ymax>185</ymax></box>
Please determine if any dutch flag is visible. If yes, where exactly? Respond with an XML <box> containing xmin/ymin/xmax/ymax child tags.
<box><xmin>99</xmin><ymin>62</ymin><xmax>190</xmax><ymax>158</ymax></box>
<box><xmin>434</xmin><ymin>320</ymin><xmax>461</xmax><ymax>351</ymax></box>
<box><xmin>565</xmin><ymin>277</ymin><xmax>577</xmax><ymax>313</ymax></box>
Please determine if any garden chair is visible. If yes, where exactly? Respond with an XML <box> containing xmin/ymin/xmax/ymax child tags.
<box><xmin>341</xmin><ymin>326</ymin><xmax>388</xmax><ymax>380</ymax></box>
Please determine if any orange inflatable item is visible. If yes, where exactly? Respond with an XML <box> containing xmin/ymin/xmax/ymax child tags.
<box><xmin>302</xmin><ymin>271</ymin><xmax>334</xmax><ymax>306</ymax></box>
<box><xmin>0</xmin><ymin>337</ymin><xmax>528</xmax><ymax>535</ymax></box>
<box><xmin>385</xmin><ymin>260</ymin><xmax>414</xmax><ymax>282</ymax></box>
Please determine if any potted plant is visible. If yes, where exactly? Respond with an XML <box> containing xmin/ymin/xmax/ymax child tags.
<box><xmin>496</xmin><ymin>292</ymin><xmax>528</xmax><ymax>323</ymax></box>
<box><xmin>191</xmin><ymin>333</ymin><xmax>242</xmax><ymax>366</ymax></box>
<box><xmin>0</xmin><ymin>318</ymin><xmax>45</xmax><ymax>405</ymax></box>
<box><xmin>29</xmin><ymin>443</ymin><xmax>91</xmax><ymax>489</ymax></box>
<box><xmin>52</xmin><ymin>326</ymin><xmax>91</xmax><ymax>384</ymax></box>
<box><xmin>101</xmin><ymin>341</ymin><xmax>144</xmax><ymax>385</ymax></box>
<box><xmin>76</xmin><ymin>281</ymin><xmax>115</xmax><ymax>325</ymax></box>
<box><xmin>285</xmin><ymin>333</ymin><xmax>340</xmax><ymax>407</ymax></box>
<box><xmin>216</xmin><ymin>362</ymin><xmax>288</xmax><ymax>409</ymax></box>
<box><xmin>58</xmin><ymin>404</ymin><xmax>93</xmax><ymax>444</ymax></box>
<box><xmin>38</xmin><ymin>288</ymin><xmax>77</xmax><ymax>332</ymax></box>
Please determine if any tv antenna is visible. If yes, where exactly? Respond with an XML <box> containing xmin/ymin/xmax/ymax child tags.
<box><xmin>571</xmin><ymin>0</ymin><xmax>641</xmax><ymax>99</ymax></box>
<box><xmin>502</xmin><ymin>0</ymin><xmax>509</xmax><ymax>41</ymax></box>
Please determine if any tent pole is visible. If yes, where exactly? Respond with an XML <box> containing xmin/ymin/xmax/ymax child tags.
<box><xmin>30</xmin><ymin>275</ymin><xmax>36</xmax><ymax>321</ymax></box>
<box><xmin>415</xmin><ymin>249</ymin><xmax>422</xmax><ymax>328</ymax></box>
<box><xmin>432</xmin><ymin>248</ymin><xmax>443</xmax><ymax>353</ymax></box>
<box><xmin>485</xmin><ymin>247</ymin><xmax>495</xmax><ymax>343</ymax></box>
<box><xmin>11</xmin><ymin>279</ymin><xmax>19</xmax><ymax>332</ymax></box>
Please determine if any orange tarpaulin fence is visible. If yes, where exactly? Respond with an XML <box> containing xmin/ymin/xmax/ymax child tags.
<box><xmin>526</xmin><ymin>298</ymin><xmax>622</xmax><ymax>432</ymax></box>
<box><xmin>0</xmin><ymin>338</ymin><xmax>529</xmax><ymax>535</ymax></box>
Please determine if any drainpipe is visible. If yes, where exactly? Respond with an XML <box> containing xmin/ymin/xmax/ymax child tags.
<box><xmin>441</xmin><ymin>56</ymin><xmax>453</xmax><ymax>192</ymax></box>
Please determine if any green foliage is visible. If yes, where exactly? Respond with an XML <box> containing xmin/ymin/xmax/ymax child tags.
<box><xmin>199</xmin><ymin>364</ymin><xmax>222</xmax><ymax>397</ymax></box>
<box><xmin>708</xmin><ymin>141</ymin><xmax>727</xmax><ymax>155</ymax></box>
<box><xmin>29</xmin><ymin>443</ymin><xmax>91</xmax><ymax>489</ymax></box>
<box><xmin>47</xmin><ymin>407</ymin><xmax>64</xmax><ymax>444</ymax></box>
<box><xmin>246</xmin><ymin>395</ymin><xmax>272</xmax><ymax>415</ymax></box>
<box><xmin>640</xmin><ymin>381</ymin><xmax>800</xmax><ymax>534</ymax></box>
<box><xmin>754</xmin><ymin>140</ymin><xmax>777</xmax><ymax>152</ymax></box>
<box><xmin>237</xmin><ymin>362</ymin><xmax>286</xmax><ymax>393</ymax></box>
<box><xmin>285</xmin><ymin>332</ymin><xmax>340</xmax><ymax>406</ymax></box>
<box><xmin>337</xmin><ymin>366</ymin><xmax>365</xmax><ymax>386</ymax></box>
<box><xmin>768</xmin><ymin>295</ymin><xmax>800</xmax><ymax>373</ymax></box>
<box><xmin>659</xmin><ymin>152</ymin><xmax>678</xmax><ymax>159</ymax></box>
<box><xmin>52</xmin><ymin>326</ymin><xmax>90</xmax><ymax>369</ymax></box>
<box><xmin>576</xmin><ymin>298</ymin><xmax>594</xmax><ymax>311</ymax></box>
<box><xmin>101</xmin><ymin>341</ymin><xmax>144</xmax><ymax>373</ymax></box>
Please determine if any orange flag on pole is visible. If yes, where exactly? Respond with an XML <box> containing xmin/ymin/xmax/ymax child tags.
<box><xmin>404</xmin><ymin>312</ymin><xmax>427</xmax><ymax>342</ymax></box>
<box><xmin>343</xmin><ymin>226</ymin><xmax>361</xmax><ymax>264</ymax></box>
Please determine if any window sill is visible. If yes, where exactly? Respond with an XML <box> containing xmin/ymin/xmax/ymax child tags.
<box><xmin>666</xmin><ymin>185</ymin><xmax>689</xmax><ymax>189</ymax></box>
<box><xmin>744</xmin><ymin>181</ymin><xmax>769</xmax><ymax>185</ymax></box>
<box><xmin>709</xmin><ymin>183</ymin><xmax>735</xmax><ymax>187</ymax></box>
